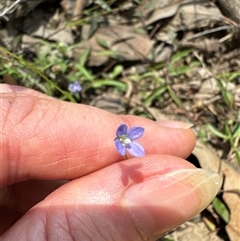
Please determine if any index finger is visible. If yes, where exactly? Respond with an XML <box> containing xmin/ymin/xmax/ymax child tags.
<box><xmin>0</xmin><ymin>84</ymin><xmax>196</xmax><ymax>187</ymax></box>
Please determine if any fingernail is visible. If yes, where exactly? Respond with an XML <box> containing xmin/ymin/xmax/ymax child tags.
<box><xmin>156</xmin><ymin>120</ymin><xmax>193</xmax><ymax>129</ymax></box>
<box><xmin>124</xmin><ymin>169</ymin><xmax>222</xmax><ymax>238</ymax></box>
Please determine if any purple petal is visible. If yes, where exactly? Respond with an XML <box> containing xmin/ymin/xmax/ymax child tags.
<box><xmin>116</xmin><ymin>124</ymin><xmax>128</xmax><ymax>137</ymax></box>
<box><xmin>127</xmin><ymin>141</ymin><xmax>145</xmax><ymax>157</ymax></box>
<box><xmin>68</xmin><ymin>81</ymin><xmax>82</xmax><ymax>93</ymax></box>
<box><xmin>127</xmin><ymin>127</ymin><xmax>144</xmax><ymax>140</ymax></box>
<box><xmin>115</xmin><ymin>139</ymin><xmax>126</xmax><ymax>156</ymax></box>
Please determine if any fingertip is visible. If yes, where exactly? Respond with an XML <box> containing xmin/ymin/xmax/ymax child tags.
<box><xmin>124</xmin><ymin>169</ymin><xmax>222</xmax><ymax>238</ymax></box>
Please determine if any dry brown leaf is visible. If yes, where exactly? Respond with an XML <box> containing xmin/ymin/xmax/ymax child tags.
<box><xmin>155</xmin><ymin>2</ymin><xmax>225</xmax><ymax>44</ymax></box>
<box><xmin>140</xmin><ymin>0</ymin><xmax>182</xmax><ymax>26</ymax></box>
<box><xmin>180</xmin><ymin>39</ymin><xmax>221</xmax><ymax>53</ymax></box>
<box><xmin>172</xmin><ymin>3</ymin><xmax>223</xmax><ymax>29</ymax></box>
<box><xmin>192</xmin><ymin>141</ymin><xmax>221</xmax><ymax>173</ymax></box>
<box><xmin>136</xmin><ymin>0</ymin><xmax>224</xmax><ymax>30</ymax></box>
<box><xmin>73</xmin><ymin>25</ymin><xmax>154</xmax><ymax>66</ymax></box>
<box><xmin>222</xmin><ymin>163</ymin><xmax>240</xmax><ymax>241</ymax></box>
<box><xmin>217</xmin><ymin>0</ymin><xmax>240</xmax><ymax>23</ymax></box>
<box><xmin>192</xmin><ymin>141</ymin><xmax>240</xmax><ymax>241</ymax></box>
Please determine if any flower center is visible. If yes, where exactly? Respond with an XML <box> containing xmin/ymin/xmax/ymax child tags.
<box><xmin>119</xmin><ymin>135</ymin><xmax>131</xmax><ymax>146</ymax></box>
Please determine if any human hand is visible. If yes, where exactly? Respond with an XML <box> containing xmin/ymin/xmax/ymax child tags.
<box><xmin>0</xmin><ymin>84</ymin><xmax>222</xmax><ymax>241</ymax></box>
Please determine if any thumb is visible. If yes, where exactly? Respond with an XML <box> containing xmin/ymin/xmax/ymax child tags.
<box><xmin>1</xmin><ymin>156</ymin><xmax>222</xmax><ymax>241</ymax></box>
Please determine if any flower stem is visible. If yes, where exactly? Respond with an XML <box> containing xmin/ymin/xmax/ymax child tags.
<box><xmin>125</xmin><ymin>154</ymin><xmax>128</xmax><ymax>160</ymax></box>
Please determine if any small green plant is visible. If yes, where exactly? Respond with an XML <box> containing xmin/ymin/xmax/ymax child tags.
<box><xmin>212</xmin><ymin>197</ymin><xmax>230</xmax><ymax>223</ymax></box>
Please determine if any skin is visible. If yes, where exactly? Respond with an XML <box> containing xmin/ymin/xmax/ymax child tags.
<box><xmin>0</xmin><ymin>84</ymin><xmax>209</xmax><ymax>241</ymax></box>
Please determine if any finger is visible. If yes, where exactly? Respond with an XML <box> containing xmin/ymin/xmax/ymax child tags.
<box><xmin>1</xmin><ymin>85</ymin><xmax>196</xmax><ymax>186</ymax></box>
<box><xmin>1</xmin><ymin>155</ymin><xmax>222</xmax><ymax>241</ymax></box>
<box><xmin>0</xmin><ymin>180</ymin><xmax>66</xmax><ymax>234</ymax></box>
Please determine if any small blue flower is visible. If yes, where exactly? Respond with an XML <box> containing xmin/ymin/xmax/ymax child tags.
<box><xmin>114</xmin><ymin>124</ymin><xmax>145</xmax><ymax>157</ymax></box>
<box><xmin>68</xmin><ymin>81</ymin><xmax>82</xmax><ymax>93</ymax></box>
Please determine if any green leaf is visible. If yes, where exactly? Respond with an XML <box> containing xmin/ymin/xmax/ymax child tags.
<box><xmin>160</xmin><ymin>236</ymin><xmax>175</xmax><ymax>241</ymax></box>
<box><xmin>212</xmin><ymin>197</ymin><xmax>230</xmax><ymax>223</ymax></box>
<box><xmin>95</xmin><ymin>0</ymin><xmax>112</xmax><ymax>12</ymax></box>
<box><xmin>76</xmin><ymin>65</ymin><xmax>94</xmax><ymax>82</ymax></box>
<box><xmin>205</xmin><ymin>124</ymin><xmax>229</xmax><ymax>140</ymax></box>
<box><xmin>167</xmin><ymin>85</ymin><xmax>184</xmax><ymax>108</ymax></box>
<box><xmin>133</xmin><ymin>0</ymin><xmax>141</xmax><ymax>4</ymax></box>
<box><xmin>0</xmin><ymin>46</ymin><xmax>75</xmax><ymax>102</ymax></box>
<box><xmin>143</xmin><ymin>85</ymin><xmax>167</xmax><ymax>106</ymax></box>
<box><xmin>112</xmin><ymin>65</ymin><xmax>123</xmax><ymax>78</ymax></box>
<box><xmin>79</xmin><ymin>48</ymin><xmax>91</xmax><ymax>66</ymax></box>
<box><xmin>169</xmin><ymin>61</ymin><xmax>200</xmax><ymax>76</ymax></box>
<box><xmin>232</xmin><ymin>123</ymin><xmax>240</xmax><ymax>139</ymax></box>
<box><xmin>216</xmin><ymin>78</ymin><xmax>233</xmax><ymax>109</ymax></box>
<box><xmin>171</xmin><ymin>49</ymin><xmax>192</xmax><ymax>64</ymax></box>
<box><xmin>88</xmin><ymin>16</ymin><xmax>100</xmax><ymax>39</ymax></box>
<box><xmin>96</xmin><ymin>37</ymin><xmax>109</xmax><ymax>49</ymax></box>
<box><xmin>91</xmin><ymin>79</ymin><xmax>126</xmax><ymax>91</ymax></box>
<box><xmin>228</xmin><ymin>70</ymin><xmax>240</xmax><ymax>81</ymax></box>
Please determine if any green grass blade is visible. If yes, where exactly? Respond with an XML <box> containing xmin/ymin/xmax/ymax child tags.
<box><xmin>79</xmin><ymin>48</ymin><xmax>91</xmax><ymax>66</ymax></box>
<box><xmin>225</xmin><ymin>123</ymin><xmax>240</xmax><ymax>164</ymax></box>
<box><xmin>76</xmin><ymin>65</ymin><xmax>94</xmax><ymax>82</ymax></box>
<box><xmin>143</xmin><ymin>85</ymin><xmax>168</xmax><ymax>106</ymax></box>
<box><xmin>216</xmin><ymin>78</ymin><xmax>233</xmax><ymax>109</ymax></box>
<box><xmin>169</xmin><ymin>62</ymin><xmax>200</xmax><ymax>76</ymax></box>
<box><xmin>171</xmin><ymin>49</ymin><xmax>192</xmax><ymax>64</ymax></box>
<box><xmin>205</xmin><ymin>124</ymin><xmax>229</xmax><ymax>140</ymax></box>
<box><xmin>232</xmin><ymin>123</ymin><xmax>240</xmax><ymax>139</ymax></box>
<box><xmin>167</xmin><ymin>85</ymin><xmax>184</xmax><ymax>108</ymax></box>
<box><xmin>91</xmin><ymin>79</ymin><xmax>126</xmax><ymax>91</ymax></box>
<box><xmin>0</xmin><ymin>46</ymin><xmax>75</xmax><ymax>102</ymax></box>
